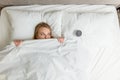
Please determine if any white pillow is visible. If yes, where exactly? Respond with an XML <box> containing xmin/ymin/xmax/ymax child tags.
<box><xmin>61</xmin><ymin>12</ymin><xmax>119</xmax><ymax>47</ymax></box>
<box><xmin>6</xmin><ymin>10</ymin><xmax>63</xmax><ymax>40</ymax></box>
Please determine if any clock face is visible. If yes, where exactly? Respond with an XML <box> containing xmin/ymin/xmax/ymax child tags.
<box><xmin>74</xmin><ymin>30</ymin><xmax>82</xmax><ymax>37</ymax></box>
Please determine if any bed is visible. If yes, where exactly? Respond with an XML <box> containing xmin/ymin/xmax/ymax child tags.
<box><xmin>0</xmin><ymin>4</ymin><xmax>120</xmax><ymax>80</ymax></box>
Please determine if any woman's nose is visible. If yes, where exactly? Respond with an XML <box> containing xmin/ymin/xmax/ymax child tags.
<box><xmin>45</xmin><ymin>35</ymin><xmax>48</xmax><ymax>39</ymax></box>
<box><xmin>45</xmin><ymin>35</ymin><xmax>50</xmax><ymax>39</ymax></box>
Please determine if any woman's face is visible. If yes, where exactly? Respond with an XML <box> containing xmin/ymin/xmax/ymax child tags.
<box><xmin>37</xmin><ymin>27</ymin><xmax>51</xmax><ymax>39</ymax></box>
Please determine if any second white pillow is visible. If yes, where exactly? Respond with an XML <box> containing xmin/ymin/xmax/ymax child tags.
<box><xmin>7</xmin><ymin>10</ymin><xmax>63</xmax><ymax>40</ymax></box>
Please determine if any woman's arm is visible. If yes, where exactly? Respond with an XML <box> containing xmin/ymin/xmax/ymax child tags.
<box><xmin>57</xmin><ymin>37</ymin><xmax>64</xmax><ymax>43</ymax></box>
<box><xmin>14</xmin><ymin>40</ymin><xmax>23</xmax><ymax>46</ymax></box>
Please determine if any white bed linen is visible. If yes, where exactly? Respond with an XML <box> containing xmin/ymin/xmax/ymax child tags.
<box><xmin>0</xmin><ymin>39</ymin><xmax>120</xmax><ymax>80</ymax></box>
<box><xmin>0</xmin><ymin>4</ymin><xmax>119</xmax><ymax>49</ymax></box>
<box><xmin>0</xmin><ymin>5</ymin><xmax>120</xmax><ymax>80</ymax></box>
<box><xmin>0</xmin><ymin>39</ymin><xmax>90</xmax><ymax>80</ymax></box>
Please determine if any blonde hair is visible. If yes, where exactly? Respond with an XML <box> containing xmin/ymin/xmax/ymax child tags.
<box><xmin>33</xmin><ymin>22</ymin><xmax>52</xmax><ymax>39</ymax></box>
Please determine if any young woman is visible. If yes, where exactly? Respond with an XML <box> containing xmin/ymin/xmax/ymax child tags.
<box><xmin>14</xmin><ymin>22</ymin><xmax>64</xmax><ymax>46</ymax></box>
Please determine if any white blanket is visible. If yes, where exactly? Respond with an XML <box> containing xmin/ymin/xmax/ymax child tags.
<box><xmin>0</xmin><ymin>39</ymin><xmax>89</xmax><ymax>80</ymax></box>
<box><xmin>1</xmin><ymin>39</ymin><xmax>120</xmax><ymax>80</ymax></box>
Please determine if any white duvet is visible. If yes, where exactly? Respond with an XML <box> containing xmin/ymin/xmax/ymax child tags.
<box><xmin>0</xmin><ymin>39</ymin><xmax>120</xmax><ymax>80</ymax></box>
<box><xmin>0</xmin><ymin>39</ymin><xmax>90</xmax><ymax>80</ymax></box>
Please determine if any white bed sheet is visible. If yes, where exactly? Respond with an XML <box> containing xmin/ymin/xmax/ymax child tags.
<box><xmin>0</xmin><ymin>38</ymin><xmax>120</xmax><ymax>80</ymax></box>
<box><xmin>0</xmin><ymin>39</ymin><xmax>90</xmax><ymax>80</ymax></box>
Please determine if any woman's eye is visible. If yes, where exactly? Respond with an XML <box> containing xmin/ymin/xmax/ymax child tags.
<box><xmin>40</xmin><ymin>33</ymin><xmax>44</xmax><ymax>36</ymax></box>
<box><xmin>48</xmin><ymin>33</ymin><xmax>51</xmax><ymax>35</ymax></box>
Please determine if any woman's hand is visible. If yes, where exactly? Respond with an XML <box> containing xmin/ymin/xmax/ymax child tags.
<box><xmin>14</xmin><ymin>40</ymin><xmax>22</xmax><ymax>47</ymax></box>
<box><xmin>57</xmin><ymin>37</ymin><xmax>64</xmax><ymax>43</ymax></box>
